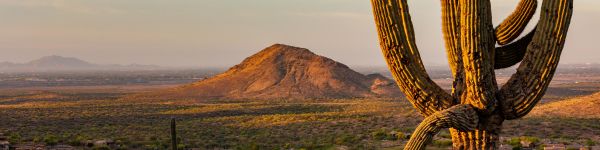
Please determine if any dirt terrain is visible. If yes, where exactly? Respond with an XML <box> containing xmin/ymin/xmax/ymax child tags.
<box><xmin>1</xmin><ymin>74</ymin><xmax>599</xmax><ymax>149</ymax></box>
<box><xmin>1</xmin><ymin>56</ymin><xmax>600</xmax><ymax>149</ymax></box>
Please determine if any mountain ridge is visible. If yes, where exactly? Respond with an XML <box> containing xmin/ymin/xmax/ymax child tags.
<box><xmin>0</xmin><ymin>55</ymin><xmax>163</xmax><ymax>72</ymax></box>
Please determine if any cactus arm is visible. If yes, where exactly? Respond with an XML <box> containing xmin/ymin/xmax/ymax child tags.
<box><xmin>459</xmin><ymin>0</ymin><xmax>498</xmax><ymax>113</ymax></box>
<box><xmin>371</xmin><ymin>0</ymin><xmax>454</xmax><ymax>116</ymax></box>
<box><xmin>404</xmin><ymin>104</ymin><xmax>478</xmax><ymax>150</ymax></box>
<box><xmin>441</xmin><ymin>0</ymin><xmax>462</xmax><ymax>76</ymax></box>
<box><xmin>499</xmin><ymin>0</ymin><xmax>573</xmax><ymax>120</ymax></box>
<box><xmin>494</xmin><ymin>27</ymin><xmax>536</xmax><ymax>69</ymax></box>
<box><xmin>441</xmin><ymin>0</ymin><xmax>465</xmax><ymax>102</ymax></box>
<box><xmin>495</xmin><ymin>0</ymin><xmax>538</xmax><ymax>45</ymax></box>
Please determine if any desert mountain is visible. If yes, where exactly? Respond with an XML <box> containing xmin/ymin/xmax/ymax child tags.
<box><xmin>0</xmin><ymin>55</ymin><xmax>162</xmax><ymax>72</ymax></box>
<box><xmin>143</xmin><ymin>44</ymin><xmax>402</xmax><ymax>100</ymax></box>
<box><xmin>528</xmin><ymin>91</ymin><xmax>600</xmax><ymax>118</ymax></box>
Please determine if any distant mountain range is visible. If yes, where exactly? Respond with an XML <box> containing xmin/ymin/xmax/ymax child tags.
<box><xmin>0</xmin><ymin>55</ymin><xmax>163</xmax><ymax>72</ymax></box>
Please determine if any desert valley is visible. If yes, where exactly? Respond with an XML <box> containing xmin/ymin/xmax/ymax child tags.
<box><xmin>1</xmin><ymin>44</ymin><xmax>600</xmax><ymax>149</ymax></box>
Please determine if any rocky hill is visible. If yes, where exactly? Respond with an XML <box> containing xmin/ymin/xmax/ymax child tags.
<box><xmin>140</xmin><ymin>44</ymin><xmax>402</xmax><ymax>100</ymax></box>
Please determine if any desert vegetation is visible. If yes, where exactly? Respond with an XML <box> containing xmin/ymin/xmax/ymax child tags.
<box><xmin>1</xmin><ymin>86</ymin><xmax>599</xmax><ymax>149</ymax></box>
<box><xmin>0</xmin><ymin>89</ymin><xmax>419</xmax><ymax>149</ymax></box>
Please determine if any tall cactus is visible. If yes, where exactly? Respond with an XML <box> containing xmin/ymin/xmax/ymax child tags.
<box><xmin>171</xmin><ymin>118</ymin><xmax>177</xmax><ymax>150</ymax></box>
<box><xmin>370</xmin><ymin>0</ymin><xmax>573</xmax><ymax>149</ymax></box>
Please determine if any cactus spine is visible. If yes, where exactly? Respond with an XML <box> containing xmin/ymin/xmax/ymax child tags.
<box><xmin>370</xmin><ymin>0</ymin><xmax>573</xmax><ymax>149</ymax></box>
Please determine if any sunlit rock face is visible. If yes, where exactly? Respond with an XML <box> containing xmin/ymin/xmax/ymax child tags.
<box><xmin>142</xmin><ymin>44</ymin><xmax>401</xmax><ymax>101</ymax></box>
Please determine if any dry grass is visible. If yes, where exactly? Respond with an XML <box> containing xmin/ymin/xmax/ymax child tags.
<box><xmin>529</xmin><ymin>92</ymin><xmax>600</xmax><ymax>118</ymax></box>
<box><xmin>0</xmin><ymin>90</ymin><xmax>422</xmax><ymax>149</ymax></box>
<box><xmin>2</xmin><ymin>85</ymin><xmax>600</xmax><ymax>149</ymax></box>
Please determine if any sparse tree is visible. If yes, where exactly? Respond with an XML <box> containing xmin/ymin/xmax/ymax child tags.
<box><xmin>370</xmin><ymin>0</ymin><xmax>573</xmax><ymax>149</ymax></box>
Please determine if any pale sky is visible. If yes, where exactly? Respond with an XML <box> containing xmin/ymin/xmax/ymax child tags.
<box><xmin>0</xmin><ymin>0</ymin><xmax>598</xmax><ymax>68</ymax></box>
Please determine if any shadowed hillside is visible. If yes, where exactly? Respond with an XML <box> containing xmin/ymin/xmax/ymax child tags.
<box><xmin>135</xmin><ymin>44</ymin><xmax>402</xmax><ymax>101</ymax></box>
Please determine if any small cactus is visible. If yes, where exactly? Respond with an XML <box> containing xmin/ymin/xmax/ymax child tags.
<box><xmin>171</xmin><ymin>118</ymin><xmax>177</xmax><ymax>150</ymax></box>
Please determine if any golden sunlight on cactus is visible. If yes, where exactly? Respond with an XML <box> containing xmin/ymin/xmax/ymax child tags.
<box><xmin>370</xmin><ymin>0</ymin><xmax>573</xmax><ymax>149</ymax></box>
<box><xmin>495</xmin><ymin>0</ymin><xmax>538</xmax><ymax>45</ymax></box>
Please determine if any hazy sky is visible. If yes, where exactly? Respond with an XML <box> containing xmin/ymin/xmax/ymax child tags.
<box><xmin>0</xmin><ymin>0</ymin><xmax>598</xmax><ymax>68</ymax></box>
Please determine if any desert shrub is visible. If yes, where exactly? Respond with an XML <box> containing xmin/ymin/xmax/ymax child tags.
<box><xmin>43</xmin><ymin>135</ymin><xmax>59</xmax><ymax>146</ymax></box>
<box><xmin>235</xmin><ymin>142</ymin><xmax>260</xmax><ymax>150</ymax></box>
<box><xmin>432</xmin><ymin>139</ymin><xmax>453</xmax><ymax>147</ymax></box>
<box><xmin>115</xmin><ymin>147</ymin><xmax>128</xmax><ymax>150</ymax></box>
<box><xmin>144</xmin><ymin>140</ymin><xmax>169</xmax><ymax>150</ymax></box>
<box><xmin>512</xmin><ymin>146</ymin><xmax>522</xmax><ymax>150</ymax></box>
<box><xmin>68</xmin><ymin>135</ymin><xmax>87</xmax><ymax>146</ymax></box>
<box><xmin>380</xmin><ymin>134</ymin><xmax>393</xmax><ymax>141</ymax></box>
<box><xmin>507</xmin><ymin>137</ymin><xmax>522</xmax><ymax>147</ymax></box>
<box><xmin>177</xmin><ymin>144</ymin><xmax>186</xmax><ymax>150</ymax></box>
<box><xmin>128</xmin><ymin>142</ymin><xmax>143</xmax><ymax>149</ymax></box>
<box><xmin>299</xmin><ymin>145</ymin><xmax>336</xmax><ymax>150</ymax></box>
<box><xmin>399</xmin><ymin>127</ymin><xmax>415</xmax><ymax>133</ymax></box>
<box><xmin>93</xmin><ymin>145</ymin><xmax>111</xmax><ymax>150</ymax></box>
<box><xmin>383</xmin><ymin>131</ymin><xmax>405</xmax><ymax>141</ymax></box>
<box><xmin>536</xmin><ymin>144</ymin><xmax>545</xmax><ymax>150</ymax></box>
<box><xmin>371</xmin><ymin>129</ymin><xmax>387</xmax><ymax>140</ymax></box>
<box><xmin>368</xmin><ymin>129</ymin><xmax>407</xmax><ymax>141</ymax></box>
<box><xmin>335</xmin><ymin>134</ymin><xmax>359</xmax><ymax>145</ymax></box>
<box><xmin>396</xmin><ymin>132</ymin><xmax>407</xmax><ymax>140</ymax></box>
<box><xmin>521</xmin><ymin>136</ymin><xmax>540</xmax><ymax>144</ymax></box>
<box><xmin>585</xmin><ymin>139</ymin><xmax>597</xmax><ymax>146</ymax></box>
<box><xmin>7</xmin><ymin>132</ymin><xmax>21</xmax><ymax>144</ymax></box>
<box><xmin>560</xmin><ymin>134</ymin><xmax>578</xmax><ymax>140</ymax></box>
<box><xmin>32</xmin><ymin>136</ymin><xmax>41</xmax><ymax>143</ymax></box>
<box><xmin>507</xmin><ymin>136</ymin><xmax>541</xmax><ymax>150</ymax></box>
<box><xmin>144</xmin><ymin>144</ymin><xmax>161</xmax><ymax>150</ymax></box>
<box><xmin>438</xmin><ymin>130</ymin><xmax>451</xmax><ymax>139</ymax></box>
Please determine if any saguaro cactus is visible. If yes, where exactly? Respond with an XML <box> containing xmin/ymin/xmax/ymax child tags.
<box><xmin>171</xmin><ymin>118</ymin><xmax>177</xmax><ymax>150</ymax></box>
<box><xmin>370</xmin><ymin>0</ymin><xmax>573</xmax><ymax>149</ymax></box>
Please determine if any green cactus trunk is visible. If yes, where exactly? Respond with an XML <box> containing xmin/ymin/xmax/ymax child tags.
<box><xmin>370</xmin><ymin>0</ymin><xmax>573</xmax><ymax>149</ymax></box>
